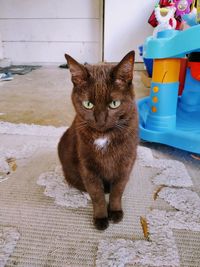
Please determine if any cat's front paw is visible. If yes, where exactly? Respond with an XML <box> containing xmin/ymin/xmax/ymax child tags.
<box><xmin>108</xmin><ymin>209</ymin><xmax>124</xmax><ymax>223</ymax></box>
<box><xmin>94</xmin><ymin>217</ymin><xmax>109</xmax><ymax>230</ymax></box>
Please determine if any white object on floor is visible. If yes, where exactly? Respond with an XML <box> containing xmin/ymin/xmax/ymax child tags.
<box><xmin>0</xmin><ymin>143</ymin><xmax>56</xmax><ymax>181</ymax></box>
<box><xmin>0</xmin><ymin>227</ymin><xmax>20</xmax><ymax>267</ymax></box>
<box><xmin>137</xmin><ymin>146</ymin><xmax>193</xmax><ymax>187</ymax></box>
<box><xmin>0</xmin><ymin>156</ymin><xmax>9</xmax><ymax>182</ymax></box>
<box><xmin>0</xmin><ymin>122</ymin><xmax>66</xmax><ymax>181</ymax></box>
<box><xmin>159</xmin><ymin>187</ymin><xmax>200</xmax><ymax>230</ymax></box>
<box><xmin>0</xmin><ymin>73</ymin><xmax>13</xmax><ymax>81</ymax></box>
<box><xmin>37</xmin><ymin>166</ymin><xmax>90</xmax><ymax>208</ymax></box>
<box><xmin>0</xmin><ymin>121</ymin><xmax>65</xmax><ymax>137</ymax></box>
<box><xmin>0</xmin><ymin>145</ymin><xmax>38</xmax><ymax>181</ymax></box>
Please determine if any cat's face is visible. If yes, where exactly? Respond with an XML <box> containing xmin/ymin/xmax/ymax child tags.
<box><xmin>66</xmin><ymin>51</ymin><xmax>135</xmax><ymax>133</ymax></box>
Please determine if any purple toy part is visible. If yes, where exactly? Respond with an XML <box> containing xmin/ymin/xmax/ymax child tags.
<box><xmin>174</xmin><ymin>0</ymin><xmax>193</xmax><ymax>16</ymax></box>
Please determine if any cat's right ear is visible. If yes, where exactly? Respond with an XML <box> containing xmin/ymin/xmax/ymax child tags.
<box><xmin>111</xmin><ymin>51</ymin><xmax>135</xmax><ymax>84</ymax></box>
<box><xmin>65</xmin><ymin>54</ymin><xmax>89</xmax><ymax>86</ymax></box>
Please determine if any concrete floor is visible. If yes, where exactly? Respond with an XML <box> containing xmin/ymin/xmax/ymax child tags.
<box><xmin>0</xmin><ymin>66</ymin><xmax>149</xmax><ymax>127</ymax></box>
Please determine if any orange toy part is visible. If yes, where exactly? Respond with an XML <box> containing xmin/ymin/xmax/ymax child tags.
<box><xmin>188</xmin><ymin>62</ymin><xmax>200</xmax><ymax>81</ymax></box>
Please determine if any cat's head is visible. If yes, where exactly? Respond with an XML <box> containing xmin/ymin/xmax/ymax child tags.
<box><xmin>65</xmin><ymin>51</ymin><xmax>135</xmax><ymax>133</ymax></box>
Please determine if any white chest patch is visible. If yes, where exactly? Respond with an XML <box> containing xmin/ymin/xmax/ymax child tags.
<box><xmin>94</xmin><ymin>137</ymin><xmax>110</xmax><ymax>151</ymax></box>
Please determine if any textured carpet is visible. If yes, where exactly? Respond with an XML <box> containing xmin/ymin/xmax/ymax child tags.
<box><xmin>0</xmin><ymin>122</ymin><xmax>199</xmax><ymax>267</ymax></box>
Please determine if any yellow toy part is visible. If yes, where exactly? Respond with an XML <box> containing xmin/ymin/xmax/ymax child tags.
<box><xmin>152</xmin><ymin>58</ymin><xmax>181</xmax><ymax>83</ymax></box>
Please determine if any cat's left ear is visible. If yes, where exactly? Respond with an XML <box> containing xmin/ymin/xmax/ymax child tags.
<box><xmin>112</xmin><ymin>51</ymin><xmax>135</xmax><ymax>83</ymax></box>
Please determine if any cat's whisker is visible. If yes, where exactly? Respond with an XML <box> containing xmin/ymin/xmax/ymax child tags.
<box><xmin>116</xmin><ymin>123</ymin><xmax>136</xmax><ymax>136</ymax></box>
<box><xmin>77</xmin><ymin>121</ymin><xmax>87</xmax><ymax>126</ymax></box>
<box><xmin>115</xmin><ymin>125</ymin><xmax>125</xmax><ymax>133</ymax></box>
<box><xmin>75</xmin><ymin>121</ymin><xmax>88</xmax><ymax>130</ymax></box>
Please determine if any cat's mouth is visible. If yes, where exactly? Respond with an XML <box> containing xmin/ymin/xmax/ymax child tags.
<box><xmin>88</xmin><ymin>121</ymin><xmax>127</xmax><ymax>133</ymax></box>
<box><xmin>86</xmin><ymin>122</ymin><xmax>114</xmax><ymax>133</ymax></box>
<box><xmin>93</xmin><ymin>125</ymin><xmax>113</xmax><ymax>133</ymax></box>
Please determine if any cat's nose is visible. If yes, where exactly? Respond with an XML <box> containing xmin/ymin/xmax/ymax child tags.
<box><xmin>95</xmin><ymin>111</ymin><xmax>107</xmax><ymax>127</ymax></box>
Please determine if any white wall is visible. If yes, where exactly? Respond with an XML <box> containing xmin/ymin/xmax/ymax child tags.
<box><xmin>0</xmin><ymin>0</ymin><xmax>102</xmax><ymax>64</ymax></box>
<box><xmin>104</xmin><ymin>0</ymin><xmax>157</xmax><ymax>62</ymax></box>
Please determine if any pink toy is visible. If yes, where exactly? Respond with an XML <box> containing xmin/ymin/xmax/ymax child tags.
<box><xmin>174</xmin><ymin>0</ymin><xmax>193</xmax><ymax>16</ymax></box>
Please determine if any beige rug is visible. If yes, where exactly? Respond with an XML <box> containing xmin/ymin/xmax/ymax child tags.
<box><xmin>0</xmin><ymin>121</ymin><xmax>199</xmax><ymax>267</ymax></box>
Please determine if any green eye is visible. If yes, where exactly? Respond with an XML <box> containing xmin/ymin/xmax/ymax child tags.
<box><xmin>82</xmin><ymin>100</ymin><xmax>94</xmax><ymax>109</ymax></box>
<box><xmin>109</xmin><ymin>100</ymin><xmax>121</xmax><ymax>109</ymax></box>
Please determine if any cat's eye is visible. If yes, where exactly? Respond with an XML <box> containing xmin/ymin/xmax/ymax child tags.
<box><xmin>82</xmin><ymin>100</ymin><xmax>94</xmax><ymax>109</ymax></box>
<box><xmin>109</xmin><ymin>100</ymin><xmax>121</xmax><ymax>109</ymax></box>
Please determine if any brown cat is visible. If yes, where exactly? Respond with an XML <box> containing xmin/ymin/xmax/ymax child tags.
<box><xmin>58</xmin><ymin>51</ymin><xmax>138</xmax><ymax>230</ymax></box>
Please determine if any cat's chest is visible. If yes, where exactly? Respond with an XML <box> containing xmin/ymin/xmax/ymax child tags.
<box><xmin>93</xmin><ymin>136</ymin><xmax>110</xmax><ymax>152</ymax></box>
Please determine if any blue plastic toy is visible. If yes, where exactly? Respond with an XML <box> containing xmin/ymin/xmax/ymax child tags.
<box><xmin>137</xmin><ymin>25</ymin><xmax>200</xmax><ymax>154</ymax></box>
<box><xmin>139</xmin><ymin>45</ymin><xmax>153</xmax><ymax>77</ymax></box>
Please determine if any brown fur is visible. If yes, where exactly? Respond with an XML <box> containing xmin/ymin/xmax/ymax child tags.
<box><xmin>58</xmin><ymin>51</ymin><xmax>138</xmax><ymax>230</ymax></box>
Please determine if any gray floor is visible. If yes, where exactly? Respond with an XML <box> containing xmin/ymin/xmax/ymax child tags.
<box><xmin>0</xmin><ymin>66</ymin><xmax>148</xmax><ymax>127</ymax></box>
